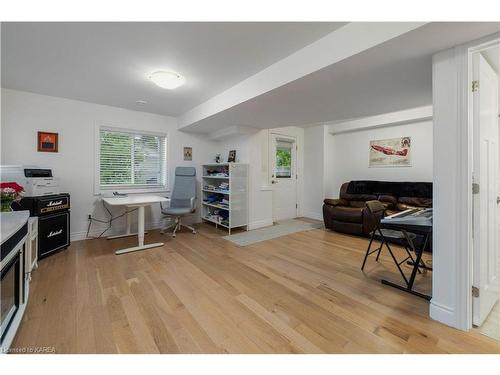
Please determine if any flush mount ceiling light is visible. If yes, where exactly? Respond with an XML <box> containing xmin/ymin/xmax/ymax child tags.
<box><xmin>148</xmin><ymin>70</ymin><xmax>186</xmax><ymax>90</ymax></box>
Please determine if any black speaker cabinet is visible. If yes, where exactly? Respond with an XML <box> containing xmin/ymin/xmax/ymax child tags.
<box><xmin>38</xmin><ymin>211</ymin><xmax>70</xmax><ymax>258</ymax></box>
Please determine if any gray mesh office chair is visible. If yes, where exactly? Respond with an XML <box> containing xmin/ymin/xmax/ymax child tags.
<box><xmin>160</xmin><ymin>167</ymin><xmax>197</xmax><ymax>237</ymax></box>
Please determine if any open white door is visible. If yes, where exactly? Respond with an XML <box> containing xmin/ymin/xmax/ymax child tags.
<box><xmin>270</xmin><ymin>133</ymin><xmax>298</xmax><ymax>222</ymax></box>
<box><xmin>472</xmin><ymin>52</ymin><xmax>500</xmax><ymax>326</ymax></box>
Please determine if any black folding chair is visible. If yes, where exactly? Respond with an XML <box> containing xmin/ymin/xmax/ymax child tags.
<box><xmin>361</xmin><ymin>200</ymin><xmax>422</xmax><ymax>285</ymax></box>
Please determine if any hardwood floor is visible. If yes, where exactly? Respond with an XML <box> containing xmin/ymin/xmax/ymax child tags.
<box><xmin>11</xmin><ymin>223</ymin><xmax>500</xmax><ymax>353</ymax></box>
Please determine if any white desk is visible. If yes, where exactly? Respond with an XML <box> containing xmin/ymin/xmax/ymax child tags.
<box><xmin>102</xmin><ymin>195</ymin><xmax>168</xmax><ymax>255</ymax></box>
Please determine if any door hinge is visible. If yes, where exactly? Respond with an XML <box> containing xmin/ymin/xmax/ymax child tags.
<box><xmin>296</xmin><ymin>174</ymin><xmax>298</xmax><ymax>180</ymax></box>
<box><xmin>472</xmin><ymin>80</ymin><xmax>480</xmax><ymax>92</ymax></box>
<box><xmin>472</xmin><ymin>286</ymin><xmax>480</xmax><ymax>298</ymax></box>
<box><xmin>296</xmin><ymin>203</ymin><xmax>298</xmax><ymax>209</ymax></box>
<box><xmin>472</xmin><ymin>183</ymin><xmax>480</xmax><ymax>194</ymax></box>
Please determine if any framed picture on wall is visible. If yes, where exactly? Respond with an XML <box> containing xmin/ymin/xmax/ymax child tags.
<box><xmin>227</xmin><ymin>150</ymin><xmax>236</xmax><ymax>163</ymax></box>
<box><xmin>37</xmin><ymin>131</ymin><xmax>59</xmax><ymax>152</ymax></box>
<box><xmin>369</xmin><ymin>136</ymin><xmax>411</xmax><ymax>167</ymax></box>
<box><xmin>183</xmin><ymin>146</ymin><xmax>192</xmax><ymax>161</ymax></box>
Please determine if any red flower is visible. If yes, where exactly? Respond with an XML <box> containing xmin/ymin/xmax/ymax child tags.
<box><xmin>0</xmin><ymin>182</ymin><xmax>24</xmax><ymax>193</ymax></box>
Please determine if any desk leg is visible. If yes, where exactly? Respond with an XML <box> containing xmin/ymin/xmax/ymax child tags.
<box><xmin>126</xmin><ymin>210</ymin><xmax>131</xmax><ymax>235</ymax></box>
<box><xmin>107</xmin><ymin>208</ymin><xmax>148</xmax><ymax>240</ymax></box>
<box><xmin>138</xmin><ymin>206</ymin><xmax>145</xmax><ymax>247</ymax></box>
<box><xmin>115</xmin><ymin>205</ymin><xmax>164</xmax><ymax>255</ymax></box>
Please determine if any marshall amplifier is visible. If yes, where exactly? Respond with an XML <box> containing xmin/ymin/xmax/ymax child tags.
<box><xmin>12</xmin><ymin>193</ymin><xmax>71</xmax><ymax>259</ymax></box>
<box><xmin>13</xmin><ymin>193</ymin><xmax>70</xmax><ymax>216</ymax></box>
<box><xmin>38</xmin><ymin>211</ymin><xmax>70</xmax><ymax>258</ymax></box>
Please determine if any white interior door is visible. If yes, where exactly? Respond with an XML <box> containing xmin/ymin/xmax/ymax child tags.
<box><xmin>472</xmin><ymin>52</ymin><xmax>500</xmax><ymax>326</ymax></box>
<box><xmin>270</xmin><ymin>134</ymin><xmax>297</xmax><ymax>222</ymax></box>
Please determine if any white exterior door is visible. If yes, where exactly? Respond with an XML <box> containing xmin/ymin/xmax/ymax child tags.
<box><xmin>270</xmin><ymin>134</ymin><xmax>298</xmax><ymax>221</ymax></box>
<box><xmin>472</xmin><ymin>52</ymin><xmax>500</xmax><ymax>326</ymax></box>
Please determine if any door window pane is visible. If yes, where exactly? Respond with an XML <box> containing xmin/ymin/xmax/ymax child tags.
<box><xmin>276</xmin><ymin>141</ymin><xmax>293</xmax><ymax>178</ymax></box>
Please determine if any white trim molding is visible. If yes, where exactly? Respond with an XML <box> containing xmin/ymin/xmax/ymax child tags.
<box><xmin>303</xmin><ymin>211</ymin><xmax>323</xmax><ymax>221</ymax></box>
<box><xmin>248</xmin><ymin>218</ymin><xmax>274</xmax><ymax>231</ymax></box>
<box><xmin>429</xmin><ymin>301</ymin><xmax>458</xmax><ymax>328</ymax></box>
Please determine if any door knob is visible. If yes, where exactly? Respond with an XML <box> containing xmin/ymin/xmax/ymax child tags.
<box><xmin>271</xmin><ymin>180</ymin><xmax>277</xmax><ymax>184</ymax></box>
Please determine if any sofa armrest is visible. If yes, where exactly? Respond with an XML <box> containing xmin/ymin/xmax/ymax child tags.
<box><xmin>323</xmin><ymin>198</ymin><xmax>349</xmax><ymax>207</ymax></box>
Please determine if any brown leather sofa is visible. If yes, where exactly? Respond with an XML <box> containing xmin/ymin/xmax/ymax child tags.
<box><xmin>323</xmin><ymin>181</ymin><xmax>432</xmax><ymax>237</ymax></box>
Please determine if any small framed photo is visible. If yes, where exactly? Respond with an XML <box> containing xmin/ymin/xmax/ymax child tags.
<box><xmin>37</xmin><ymin>131</ymin><xmax>59</xmax><ymax>152</ymax></box>
<box><xmin>183</xmin><ymin>146</ymin><xmax>192</xmax><ymax>161</ymax></box>
<box><xmin>228</xmin><ymin>150</ymin><xmax>236</xmax><ymax>163</ymax></box>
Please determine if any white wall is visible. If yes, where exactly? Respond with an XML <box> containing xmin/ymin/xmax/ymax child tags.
<box><xmin>1</xmin><ymin>89</ymin><xmax>215</xmax><ymax>240</ymax></box>
<box><xmin>214</xmin><ymin>126</ymin><xmax>304</xmax><ymax>228</ymax></box>
<box><xmin>326</xmin><ymin>120</ymin><xmax>434</xmax><ymax>198</ymax></box>
<box><xmin>302</xmin><ymin>110</ymin><xmax>434</xmax><ymax>220</ymax></box>
<box><xmin>0</xmin><ymin>89</ymin><xmax>307</xmax><ymax>239</ymax></box>
<box><xmin>303</xmin><ymin>125</ymin><xmax>325</xmax><ymax>220</ymax></box>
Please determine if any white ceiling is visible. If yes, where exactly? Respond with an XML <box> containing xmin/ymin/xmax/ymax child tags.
<box><xmin>181</xmin><ymin>22</ymin><xmax>500</xmax><ymax>133</ymax></box>
<box><xmin>2</xmin><ymin>22</ymin><xmax>499</xmax><ymax>133</ymax></box>
<box><xmin>1</xmin><ymin>22</ymin><xmax>345</xmax><ymax>116</ymax></box>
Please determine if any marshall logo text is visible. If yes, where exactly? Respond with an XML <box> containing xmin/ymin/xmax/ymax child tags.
<box><xmin>47</xmin><ymin>229</ymin><xmax>63</xmax><ymax>238</ymax></box>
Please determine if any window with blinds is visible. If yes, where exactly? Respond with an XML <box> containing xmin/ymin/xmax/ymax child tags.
<box><xmin>99</xmin><ymin>128</ymin><xmax>167</xmax><ymax>189</ymax></box>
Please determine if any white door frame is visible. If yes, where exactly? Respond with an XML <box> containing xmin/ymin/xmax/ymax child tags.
<box><xmin>269</xmin><ymin>132</ymin><xmax>299</xmax><ymax>220</ymax></box>
<box><xmin>431</xmin><ymin>31</ymin><xmax>500</xmax><ymax>331</ymax></box>
<box><xmin>457</xmin><ymin>33</ymin><xmax>500</xmax><ymax>330</ymax></box>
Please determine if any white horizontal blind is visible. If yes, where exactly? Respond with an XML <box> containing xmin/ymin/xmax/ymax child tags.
<box><xmin>99</xmin><ymin>128</ymin><xmax>167</xmax><ymax>189</ymax></box>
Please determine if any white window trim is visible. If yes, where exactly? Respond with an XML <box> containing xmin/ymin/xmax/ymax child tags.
<box><xmin>94</xmin><ymin>123</ymin><xmax>169</xmax><ymax>196</ymax></box>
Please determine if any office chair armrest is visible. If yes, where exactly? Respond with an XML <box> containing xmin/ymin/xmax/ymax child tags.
<box><xmin>190</xmin><ymin>197</ymin><xmax>197</xmax><ymax>212</ymax></box>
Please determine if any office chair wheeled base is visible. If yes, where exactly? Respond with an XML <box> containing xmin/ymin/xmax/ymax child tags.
<box><xmin>161</xmin><ymin>217</ymin><xmax>196</xmax><ymax>237</ymax></box>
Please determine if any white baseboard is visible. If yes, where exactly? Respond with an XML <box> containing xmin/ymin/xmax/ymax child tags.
<box><xmin>248</xmin><ymin>219</ymin><xmax>273</xmax><ymax>231</ymax></box>
<box><xmin>302</xmin><ymin>211</ymin><xmax>323</xmax><ymax>221</ymax></box>
<box><xmin>429</xmin><ymin>300</ymin><xmax>460</xmax><ymax>329</ymax></box>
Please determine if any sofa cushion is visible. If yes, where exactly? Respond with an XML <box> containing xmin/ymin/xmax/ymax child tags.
<box><xmin>349</xmin><ymin>200</ymin><xmax>368</xmax><ymax>208</ymax></box>
<box><xmin>340</xmin><ymin>192</ymin><xmax>378</xmax><ymax>201</ymax></box>
<box><xmin>329</xmin><ymin>206</ymin><xmax>363</xmax><ymax>224</ymax></box>
<box><xmin>323</xmin><ymin>198</ymin><xmax>349</xmax><ymax>206</ymax></box>
<box><xmin>398</xmin><ymin>197</ymin><xmax>432</xmax><ymax>208</ymax></box>
<box><xmin>378</xmin><ymin>195</ymin><xmax>397</xmax><ymax>209</ymax></box>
